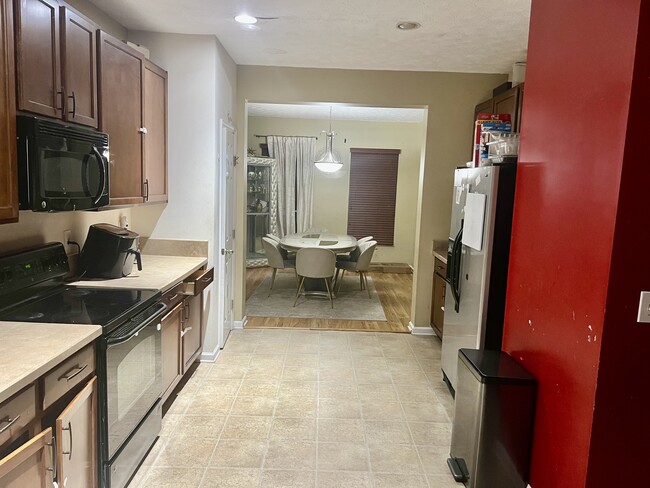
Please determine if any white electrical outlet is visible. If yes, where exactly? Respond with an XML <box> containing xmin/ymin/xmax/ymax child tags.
<box><xmin>637</xmin><ymin>292</ymin><xmax>650</xmax><ymax>323</ymax></box>
<box><xmin>62</xmin><ymin>230</ymin><xmax>72</xmax><ymax>253</ymax></box>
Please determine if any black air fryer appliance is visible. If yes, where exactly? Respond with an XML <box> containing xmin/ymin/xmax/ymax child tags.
<box><xmin>81</xmin><ymin>223</ymin><xmax>143</xmax><ymax>278</ymax></box>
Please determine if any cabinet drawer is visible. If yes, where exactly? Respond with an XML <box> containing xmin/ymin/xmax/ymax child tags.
<box><xmin>179</xmin><ymin>267</ymin><xmax>213</xmax><ymax>296</ymax></box>
<box><xmin>42</xmin><ymin>345</ymin><xmax>95</xmax><ymax>410</ymax></box>
<box><xmin>0</xmin><ymin>385</ymin><xmax>36</xmax><ymax>447</ymax></box>
<box><xmin>162</xmin><ymin>281</ymin><xmax>185</xmax><ymax>309</ymax></box>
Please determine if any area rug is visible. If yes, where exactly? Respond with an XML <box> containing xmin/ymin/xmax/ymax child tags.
<box><xmin>246</xmin><ymin>272</ymin><xmax>387</xmax><ymax>321</ymax></box>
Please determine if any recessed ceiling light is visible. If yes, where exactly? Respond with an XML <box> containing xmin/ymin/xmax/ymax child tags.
<box><xmin>396</xmin><ymin>21</ymin><xmax>421</xmax><ymax>30</ymax></box>
<box><xmin>234</xmin><ymin>14</ymin><xmax>258</xmax><ymax>25</ymax></box>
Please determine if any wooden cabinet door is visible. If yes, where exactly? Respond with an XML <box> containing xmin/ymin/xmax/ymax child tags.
<box><xmin>55</xmin><ymin>376</ymin><xmax>97</xmax><ymax>488</ymax></box>
<box><xmin>432</xmin><ymin>274</ymin><xmax>446</xmax><ymax>337</ymax></box>
<box><xmin>161</xmin><ymin>303</ymin><xmax>182</xmax><ymax>399</ymax></box>
<box><xmin>0</xmin><ymin>428</ymin><xmax>54</xmax><ymax>487</ymax></box>
<box><xmin>182</xmin><ymin>296</ymin><xmax>202</xmax><ymax>373</ymax></box>
<box><xmin>97</xmin><ymin>30</ymin><xmax>144</xmax><ymax>205</ymax></box>
<box><xmin>143</xmin><ymin>60</ymin><xmax>168</xmax><ymax>203</ymax></box>
<box><xmin>0</xmin><ymin>0</ymin><xmax>18</xmax><ymax>224</ymax></box>
<box><xmin>14</xmin><ymin>0</ymin><xmax>61</xmax><ymax>118</ymax></box>
<box><xmin>60</xmin><ymin>7</ymin><xmax>96</xmax><ymax>127</ymax></box>
<box><xmin>493</xmin><ymin>85</ymin><xmax>521</xmax><ymax>132</ymax></box>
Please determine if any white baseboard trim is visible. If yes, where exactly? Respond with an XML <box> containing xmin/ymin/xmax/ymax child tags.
<box><xmin>408</xmin><ymin>321</ymin><xmax>436</xmax><ymax>336</ymax></box>
<box><xmin>200</xmin><ymin>345</ymin><xmax>222</xmax><ymax>363</ymax></box>
<box><xmin>233</xmin><ymin>316</ymin><xmax>247</xmax><ymax>329</ymax></box>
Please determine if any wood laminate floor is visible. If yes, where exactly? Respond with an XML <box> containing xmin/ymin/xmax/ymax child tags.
<box><xmin>245</xmin><ymin>267</ymin><xmax>412</xmax><ymax>333</ymax></box>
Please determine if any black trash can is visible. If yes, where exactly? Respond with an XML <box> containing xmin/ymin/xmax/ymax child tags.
<box><xmin>448</xmin><ymin>348</ymin><xmax>536</xmax><ymax>488</ymax></box>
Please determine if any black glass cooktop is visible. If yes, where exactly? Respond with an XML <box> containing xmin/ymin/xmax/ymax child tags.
<box><xmin>0</xmin><ymin>286</ymin><xmax>160</xmax><ymax>329</ymax></box>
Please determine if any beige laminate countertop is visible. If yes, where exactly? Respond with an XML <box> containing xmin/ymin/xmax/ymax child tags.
<box><xmin>72</xmin><ymin>255</ymin><xmax>209</xmax><ymax>292</ymax></box>
<box><xmin>0</xmin><ymin>322</ymin><xmax>101</xmax><ymax>404</ymax></box>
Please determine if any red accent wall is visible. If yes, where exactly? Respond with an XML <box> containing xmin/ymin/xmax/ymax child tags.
<box><xmin>502</xmin><ymin>1</ymin><xmax>644</xmax><ymax>486</ymax></box>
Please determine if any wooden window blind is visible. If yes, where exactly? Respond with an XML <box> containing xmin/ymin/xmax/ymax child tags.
<box><xmin>347</xmin><ymin>148</ymin><xmax>401</xmax><ymax>246</ymax></box>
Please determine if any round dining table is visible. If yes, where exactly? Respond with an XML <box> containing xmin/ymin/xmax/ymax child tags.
<box><xmin>280</xmin><ymin>232</ymin><xmax>357</xmax><ymax>253</ymax></box>
<box><xmin>279</xmin><ymin>232</ymin><xmax>358</xmax><ymax>296</ymax></box>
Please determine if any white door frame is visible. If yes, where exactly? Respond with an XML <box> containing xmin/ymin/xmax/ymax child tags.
<box><xmin>217</xmin><ymin>119</ymin><xmax>236</xmax><ymax>350</ymax></box>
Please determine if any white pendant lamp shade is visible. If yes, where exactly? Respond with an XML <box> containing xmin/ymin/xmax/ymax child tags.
<box><xmin>315</xmin><ymin>107</ymin><xmax>343</xmax><ymax>173</ymax></box>
<box><xmin>314</xmin><ymin>132</ymin><xmax>343</xmax><ymax>173</ymax></box>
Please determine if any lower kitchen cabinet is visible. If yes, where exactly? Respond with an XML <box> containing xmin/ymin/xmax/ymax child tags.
<box><xmin>182</xmin><ymin>295</ymin><xmax>202</xmax><ymax>373</ymax></box>
<box><xmin>0</xmin><ymin>373</ymin><xmax>97</xmax><ymax>488</ymax></box>
<box><xmin>161</xmin><ymin>267</ymin><xmax>213</xmax><ymax>402</ymax></box>
<box><xmin>0</xmin><ymin>428</ymin><xmax>54</xmax><ymax>487</ymax></box>
<box><xmin>431</xmin><ymin>257</ymin><xmax>447</xmax><ymax>338</ymax></box>
<box><xmin>161</xmin><ymin>302</ymin><xmax>183</xmax><ymax>400</ymax></box>
<box><xmin>55</xmin><ymin>376</ymin><xmax>97</xmax><ymax>488</ymax></box>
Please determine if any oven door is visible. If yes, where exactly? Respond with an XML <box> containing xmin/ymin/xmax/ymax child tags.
<box><xmin>104</xmin><ymin>303</ymin><xmax>165</xmax><ymax>459</ymax></box>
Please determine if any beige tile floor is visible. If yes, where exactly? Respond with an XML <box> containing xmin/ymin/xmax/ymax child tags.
<box><xmin>130</xmin><ymin>329</ymin><xmax>461</xmax><ymax>488</ymax></box>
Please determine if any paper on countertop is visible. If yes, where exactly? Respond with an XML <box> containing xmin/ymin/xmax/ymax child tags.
<box><xmin>462</xmin><ymin>192</ymin><xmax>486</xmax><ymax>251</ymax></box>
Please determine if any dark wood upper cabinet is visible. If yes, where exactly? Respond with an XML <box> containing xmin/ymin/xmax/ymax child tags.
<box><xmin>493</xmin><ymin>85</ymin><xmax>521</xmax><ymax>131</ymax></box>
<box><xmin>143</xmin><ymin>60</ymin><xmax>168</xmax><ymax>203</ymax></box>
<box><xmin>14</xmin><ymin>0</ymin><xmax>98</xmax><ymax>127</ymax></box>
<box><xmin>97</xmin><ymin>30</ymin><xmax>145</xmax><ymax>206</ymax></box>
<box><xmin>14</xmin><ymin>0</ymin><xmax>61</xmax><ymax>118</ymax></box>
<box><xmin>0</xmin><ymin>0</ymin><xmax>18</xmax><ymax>224</ymax></box>
<box><xmin>60</xmin><ymin>7</ymin><xmax>97</xmax><ymax>127</ymax></box>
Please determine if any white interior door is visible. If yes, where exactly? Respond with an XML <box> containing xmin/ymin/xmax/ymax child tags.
<box><xmin>219</xmin><ymin>120</ymin><xmax>236</xmax><ymax>347</ymax></box>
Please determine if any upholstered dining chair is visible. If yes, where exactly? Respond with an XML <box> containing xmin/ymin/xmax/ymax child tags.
<box><xmin>265</xmin><ymin>234</ymin><xmax>291</xmax><ymax>259</ymax></box>
<box><xmin>336</xmin><ymin>235</ymin><xmax>373</xmax><ymax>263</ymax></box>
<box><xmin>335</xmin><ymin>240</ymin><xmax>377</xmax><ymax>298</ymax></box>
<box><xmin>262</xmin><ymin>237</ymin><xmax>296</xmax><ymax>297</ymax></box>
<box><xmin>294</xmin><ymin>248</ymin><xmax>337</xmax><ymax>308</ymax></box>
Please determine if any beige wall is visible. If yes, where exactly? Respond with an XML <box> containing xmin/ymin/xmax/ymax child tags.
<box><xmin>247</xmin><ymin>115</ymin><xmax>425</xmax><ymax>265</ymax></box>
<box><xmin>236</xmin><ymin>66</ymin><xmax>506</xmax><ymax>328</ymax></box>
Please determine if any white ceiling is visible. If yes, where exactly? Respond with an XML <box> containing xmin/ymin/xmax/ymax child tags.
<box><xmin>89</xmin><ymin>0</ymin><xmax>531</xmax><ymax>73</ymax></box>
<box><xmin>248</xmin><ymin>103</ymin><xmax>426</xmax><ymax>123</ymax></box>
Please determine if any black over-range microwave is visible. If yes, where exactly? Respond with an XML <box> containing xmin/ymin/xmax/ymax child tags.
<box><xmin>17</xmin><ymin>115</ymin><xmax>110</xmax><ymax>211</ymax></box>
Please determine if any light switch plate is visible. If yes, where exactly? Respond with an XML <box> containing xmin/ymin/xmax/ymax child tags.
<box><xmin>637</xmin><ymin>292</ymin><xmax>650</xmax><ymax>323</ymax></box>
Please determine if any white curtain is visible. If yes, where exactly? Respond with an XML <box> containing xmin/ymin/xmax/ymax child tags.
<box><xmin>267</xmin><ymin>136</ymin><xmax>315</xmax><ymax>236</ymax></box>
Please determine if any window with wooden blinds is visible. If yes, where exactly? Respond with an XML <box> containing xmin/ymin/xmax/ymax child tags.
<box><xmin>347</xmin><ymin>148</ymin><xmax>401</xmax><ymax>246</ymax></box>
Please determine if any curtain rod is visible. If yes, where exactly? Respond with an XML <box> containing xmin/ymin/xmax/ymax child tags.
<box><xmin>254</xmin><ymin>134</ymin><xmax>319</xmax><ymax>139</ymax></box>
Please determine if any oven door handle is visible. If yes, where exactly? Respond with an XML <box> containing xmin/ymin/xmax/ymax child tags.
<box><xmin>106</xmin><ymin>302</ymin><xmax>167</xmax><ymax>346</ymax></box>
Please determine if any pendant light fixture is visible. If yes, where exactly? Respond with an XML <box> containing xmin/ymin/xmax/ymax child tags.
<box><xmin>314</xmin><ymin>107</ymin><xmax>343</xmax><ymax>173</ymax></box>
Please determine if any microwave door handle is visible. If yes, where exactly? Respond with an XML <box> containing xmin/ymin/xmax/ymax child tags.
<box><xmin>91</xmin><ymin>146</ymin><xmax>107</xmax><ymax>205</ymax></box>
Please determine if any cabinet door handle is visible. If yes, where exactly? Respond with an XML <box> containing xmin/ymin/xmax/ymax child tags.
<box><xmin>138</xmin><ymin>127</ymin><xmax>148</xmax><ymax>134</ymax></box>
<box><xmin>47</xmin><ymin>434</ymin><xmax>57</xmax><ymax>481</ymax></box>
<box><xmin>181</xmin><ymin>326</ymin><xmax>192</xmax><ymax>337</ymax></box>
<box><xmin>441</xmin><ymin>306</ymin><xmax>445</xmax><ymax>312</ymax></box>
<box><xmin>57</xmin><ymin>89</ymin><xmax>65</xmax><ymax>112</ymax></box>
<box><xmin>62</xmin><ymin>422</ymin><xmax>73</xmax><ymax>460</ymax></box>
<box><xmin>143</xmin><ymin>178</ymin><xmax>149</xmax><ymax>201</ymax></box>
<box><xmin>0</xmin><ymin>415</ymin><xmax>20</xmax><ymax>434</ymax></box>
<box><xmin>59</xmin><ymin>364</ymin><xmax>88</xmax><ymax>382</ymax></box>
<box><xmin>68</xmin><ymin>91</ymin><xmax>76</xmax><ymax>118</ymax></box>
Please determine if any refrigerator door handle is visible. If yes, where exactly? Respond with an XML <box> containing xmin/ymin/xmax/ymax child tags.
<box><xmin>450</xmin><ymin>225</ymin><xmax>463</xmax><ymax>312</ymax></box>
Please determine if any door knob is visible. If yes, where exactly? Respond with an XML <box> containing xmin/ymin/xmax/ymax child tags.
<box><xmin>221</xmin><ymin>249</ymin><xmax>234</xmax><ymax>255</ymax></box>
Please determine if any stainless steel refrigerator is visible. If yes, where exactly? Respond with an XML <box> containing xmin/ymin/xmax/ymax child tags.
<box><xmin>441</xmin><ymin>162</ymin><xmax>517</xmax><ymax>393</ymax></box>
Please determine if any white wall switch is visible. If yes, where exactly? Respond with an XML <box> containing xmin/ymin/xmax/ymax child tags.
<box><xmin>637</xmin><ymin>292</ymin><xmax>650</xmax><ymax>323</ymax></box>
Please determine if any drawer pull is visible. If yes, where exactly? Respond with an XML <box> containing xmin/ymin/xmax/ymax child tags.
<box><xmin>59</xmin><ymin>364</ymin><xmax>88</xmax><ymax>382</ymax></box>
<box><xmin>180</xmin><ymin>326</ymin><xmax>193</xmax><ymax>337</ymax></box>
<box><xmin>62</xmin><ymin>422</ymin><xmax>73</xmax><ymax>460</ymax></box>
<box><xmin>168</xmin><ymin>293</ymin><xmax>179</xmax><ymax>302</ymax></box>
<box><xmin>0</xmin><ymin>414</ymin><xmax>20</xmax><ymax>434</ymax></box>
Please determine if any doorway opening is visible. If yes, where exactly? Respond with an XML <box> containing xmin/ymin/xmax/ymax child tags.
<box><xmin>241</xmin><ymin>102</ymin><xmax>427</xmax><ymax>332</ymax></box>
